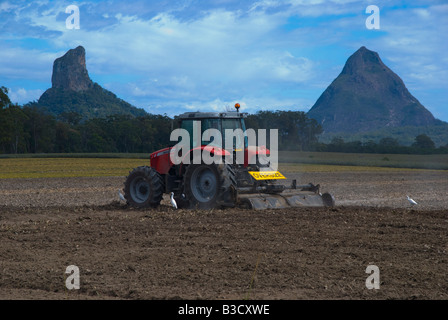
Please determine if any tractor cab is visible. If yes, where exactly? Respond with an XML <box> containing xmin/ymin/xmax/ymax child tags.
<box><xmin>176</xmin><ymin>109</ymin><xmax>248</xmax><ymax>152</ymax></box>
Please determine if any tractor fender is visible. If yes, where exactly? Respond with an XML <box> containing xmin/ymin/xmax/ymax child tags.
<box><xmin>178</xmin><ymin>145</ymin><xmax>231</xmax><ymax>174</ymax></box>
<box><xmin>245</xmin><ymin>145</ymin><xmax>271</xmax><ymax>167</ymax></box>
<box><xmin>151</xmin><ymin>145</ymin><xmax>232</xmax><ymax>176</ymax></box>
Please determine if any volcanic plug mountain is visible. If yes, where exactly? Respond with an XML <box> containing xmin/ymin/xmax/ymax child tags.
<box><xmin>51</xmin><ymin>45</ymin><xmax>94</xmax><ymax>91</ymax></box>
<box><xmin>307</xmin><ymin>46</ymin><xmax>437</xmax><ymax>134</ymax></box>
<box><xmin>36</xmin><ymin>46</ymin><xmax>146</xmax><ymax>119</ymax></box>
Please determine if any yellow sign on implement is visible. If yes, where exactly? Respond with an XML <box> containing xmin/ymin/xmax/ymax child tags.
<box><xmin>248</xmin><ymin>171</ymin><xmax>286</xmax><ymax>180</ymax></box>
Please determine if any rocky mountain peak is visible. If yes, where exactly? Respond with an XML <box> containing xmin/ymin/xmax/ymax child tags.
<box><xmin>51</xmin><ymin>45</ymin><xmax>93</xmax><ymax>91</ymax></box>
<box><xmin>307</xmin><ymin>46</ymin><xmax>436</xmax><ymax>134</ymax></box>
<box><xmin>36</xmin><ymin>46</ymin><xmax>147</xmax><ymax>120</ymax></box>
<box><xmin>340</xmin><ymin>46</ymin><xmax>382</xmax><ymax>76</ymax></box>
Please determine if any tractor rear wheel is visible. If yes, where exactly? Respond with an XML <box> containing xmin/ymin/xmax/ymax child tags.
<box><xmin>124</xmin><ymin>166</ymin><xmax>164</xmax><ymax>208</ymax></box>
<box><xmin>183</xmin><ymin>163</ymin><xmax>236</xmax><ymax>210</ymax></box>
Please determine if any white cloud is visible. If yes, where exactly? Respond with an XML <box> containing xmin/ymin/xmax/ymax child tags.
<box><xmin>171</xmin><ymin>95</ymin><xmax>312</xmax><ymax>116</ymax></box>
<box><xmin>0</xmin><ymin>1</ymin><xmax>18</xmax><ymax>12</ymax></box>
<box><xmin>0</xmin><ymin>46</ymin><xmax>57</xmax><ymax>82</ymax></box>
<box><xmin>19</xmin><ymin>1</ymin><xmax>67</xmax><ymax>32</ymax></box>
<box><xmin>413</xmin><ymin>8</ymin><xmax>430</xmax><ymax>18</ymax></box>
<box><xmin>250</xmin><ymin>0</ymin><xmax>360</xmax><ymax>16</ymax></box>
<box><xmin>8</xmin><ymin>87</ymin><xmax>43</xmax><ymax>104</ymax></box>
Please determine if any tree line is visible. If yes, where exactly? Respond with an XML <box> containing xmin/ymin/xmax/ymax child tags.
<box><xmin>319</xmin><ymin>135</ymin><xmax>448</xmax><ymax>155</ymax></box>
<box><xmin>0</xmin><ymin>87</ymin><xmax>172</xmax><ymax>154</ymax></box>
<box><xmin>1</xmin><ymin>86</ymin><xmax>446</xmax><ymax>155</ymax></box>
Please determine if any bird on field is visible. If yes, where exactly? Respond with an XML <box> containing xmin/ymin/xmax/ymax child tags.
<box><xmin>407</xmin><ymin>195</ymin><xmax>418</xmax><ymax>206</ymax></box>
<box><xmin>170</xmin><ymin>192</ymin><xmax>177</xmax><ymax>209</ymax></box>
<box><xmin>118</xmin><ymin>189</ymin><xmax>126</xmax><ymax>202</ymax></box>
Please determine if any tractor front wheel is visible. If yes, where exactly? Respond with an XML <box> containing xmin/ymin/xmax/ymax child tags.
<box><xmin>124</xmin><ymin>166</ymin><xmax>164</xmax><ymax>208</ymax></box>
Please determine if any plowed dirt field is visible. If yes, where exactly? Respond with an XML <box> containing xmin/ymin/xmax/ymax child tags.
<box><xmin>0</xmin><ymin>169</ymin><xmax>447</xmax><ymax>300</ymax></box>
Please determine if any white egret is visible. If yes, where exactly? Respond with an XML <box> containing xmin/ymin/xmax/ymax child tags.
<box><xmin>407</xmin><ymin>195</ymin><xmax>417</xmax><ymax>206</ymax></box>
<box><xmin>118</xmin><ymin>189</ymin><xmax>125</xmax><ymax>202</ymax></box>
<box><xmin>170</xmin><ymin>192</ymin><xmax>178</xmax><ymax>209</ymax></box>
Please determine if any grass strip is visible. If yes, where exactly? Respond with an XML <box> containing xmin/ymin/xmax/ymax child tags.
<box><xmin>0</xmin><ymin>157</ymin><xmax>444</xmax><ymax>179</ymax></box>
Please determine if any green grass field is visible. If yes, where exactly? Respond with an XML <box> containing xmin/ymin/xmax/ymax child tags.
<box><xmin>0</xmin><ymin>151</ymin><xmax>446</xmax><ymax>179</ymax></box>
<box><xmin>279</xmin><ymin>151</ymin><xmax>448</xmax><ymax>170</ymax></box>
<box><xmin>0</xmin><ymin>158</ymin><xmax>151</xmax><ymax>179</ymax></box>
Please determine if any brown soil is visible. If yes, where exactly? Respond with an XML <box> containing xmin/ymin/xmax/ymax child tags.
<box><xmin>0</xmin><ymin>170</ymin><xmax>447</xmax><ymax>300</ymax></box>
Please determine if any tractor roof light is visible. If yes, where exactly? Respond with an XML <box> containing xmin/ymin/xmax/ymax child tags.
<box><xmin>235</xmin><ymin>103</ymin><xmax>240</xmax><ymax>112</ymax></box>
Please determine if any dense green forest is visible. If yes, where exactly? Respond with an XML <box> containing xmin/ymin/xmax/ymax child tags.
<box><xmin>1</xmin><ymin>87</ymin><xmax>447</xmax><ymax>155</ymax></box>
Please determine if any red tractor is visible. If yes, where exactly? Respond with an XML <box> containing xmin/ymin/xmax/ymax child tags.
<box><xmin>123</xmin><ymin>105</ymin><xmax>334</xmax><ymax>210</ymax></box>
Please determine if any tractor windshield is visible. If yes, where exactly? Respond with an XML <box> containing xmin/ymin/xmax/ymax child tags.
<box><xmin>180</xmin><ymin>118</ymin><xmax>247</xmax><ymax>150</ymax></box>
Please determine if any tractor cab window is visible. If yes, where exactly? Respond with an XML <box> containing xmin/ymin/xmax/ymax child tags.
<box><xmin>181</xmin><ymin>119</ymin><xmax>221</xmax><ymax>148</ymax></box>
<box><xmin>222</xmin><ymin>118</ymin><xmax>246</xmax><ymax>151</ymax></box>
<box><xmin>180</xmin><ymin>117</ymin><xmax>247</xmax><ymax>150</ymax></box>
<box><xmin>201</xmin><ymin>119</ymin><xmax>221</xmax><ymax>147</ymax></box>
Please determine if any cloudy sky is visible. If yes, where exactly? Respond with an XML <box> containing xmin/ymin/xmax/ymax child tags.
<box><xmin>1</xmin><ymin>0</ymin><xmax>447</xmax><ymax>121</ymax></box>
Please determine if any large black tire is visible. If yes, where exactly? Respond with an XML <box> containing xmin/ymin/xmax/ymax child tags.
<box><xmin>124</xmin><ymin>166</ymin><xmax>164</xmax><ymax>208</ymax></box>
<box><xmin>183</xmin><ymin>163</ymin><xmax>236</xmax><ymax>210</ymax></box>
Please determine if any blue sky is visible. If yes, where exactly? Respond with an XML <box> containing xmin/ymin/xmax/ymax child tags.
<box><xmin>1</xmin><ymin>0</ymin><xmax>447</xmax><ymax>121</ymax></box>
